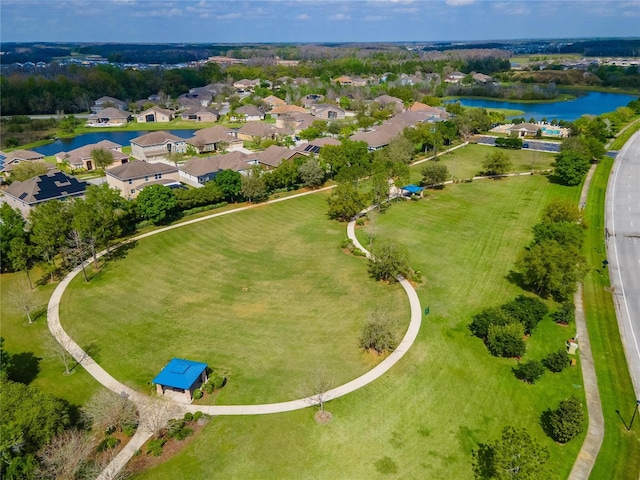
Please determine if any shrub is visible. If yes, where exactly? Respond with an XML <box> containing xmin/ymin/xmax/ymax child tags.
<box><xmin>513</xmin><ymin>360</ymin><xmax>545</xmax><ymax>384</ymax></box>
<box><xmin>368</xmin><ymin>239</ymin><xmax>411</xmax><ymax>283</ymax></box>
<box><xmin>551</xmin><ymin>302</ymin><xmax>574</xmax><ymax>325</ymax></box>
<box><xmin>487</xmin><ymin>322</ymin><xmax>526</xmax><ymax>358</ymax></box>
<box><xmin>469</xmin><ymin>306</ymin><xmax>516</xmax><ymax>338</ymax></box>
<box><xmin>549</xmin><ymin>396</ymin><xmax>585</xmax><ymax>443</ymax></box>
<box><xmin>192</xmin><ymin>388</ymin><xmax>203</xmax><ymax>400</ymax></box>
<box><xmin>210</xmin><ymin>372</ymin><xmax>226</xmax><ymax>390</ymax></box>
<box><xmin>203</xmin><ymin>381</ymin><xmax>215</xmax><ymax>394</ymax></box>
<box><xmin>122</xmin><ymin>423</ymin><xmax>136</xmax><ymax>437</ymax></box>
<box><xmin>146</xmin><ymin>438</ymin><xmax>166</xmax><ymax>456</ymax></box>
<box><xmin>495</xmin><ymin>137</ymin><xmax>523</xmax><ymax>149</ymax></box>
<box><xmin>183</xmin><ymin>412</ymin><xmax>193</xmax><ymax>422</ymax></box>
<box><xmin>501</xmin><ymin>295</ymin><xmax>548</xmax><ymax>334</ymax></box>
<box><xmin>359</xmin><ymin>309</ymin><xmax>397</xmax><ymax>354</ymax></box>
<box><xmin>193</xmin><ymin>411</ymin><xmax>203</xmax><ymax>422</ymax></box>
<box><xmin>96</xmin><ymin>436</ymin><xmax>121</xmax><ymax>452</ymax></box>
<box><xmin>543</xmin><ymin>349</ymin><xmax>570</xmax><ymax>373</ymax></box>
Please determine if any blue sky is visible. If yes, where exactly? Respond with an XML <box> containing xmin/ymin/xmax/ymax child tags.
<box><xmin>1</xmin><ymin>0</ymin><xmax>638</xmax><ymax>43</ymax></box>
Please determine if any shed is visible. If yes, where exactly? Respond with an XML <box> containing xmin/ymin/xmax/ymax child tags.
<box><xmin>153</xmin><ymin>358</ymin><xmax>208</xmax><ymax>403</ymax></box>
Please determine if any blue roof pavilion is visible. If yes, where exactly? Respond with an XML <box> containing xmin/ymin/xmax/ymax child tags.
<box><xmin>153</xmin><ymin>358</ymin><xmax>208</xmax><ymax>402</ymax></box>
<box><xmin>400</xmin><ymin>184</ymin><xmax>424</xmax><ymax>194</ymax></box>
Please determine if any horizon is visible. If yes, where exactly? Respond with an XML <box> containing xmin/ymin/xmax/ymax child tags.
<box><xmin>1</xmin><ymin>0</ymin><xmax>639</xmax><ymax>44</ymax></box>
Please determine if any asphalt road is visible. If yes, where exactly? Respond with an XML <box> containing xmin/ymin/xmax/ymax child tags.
<box><xmin>606</xmin><ymin>130</ymin><xmax>640</xmax><ymax>399</ymax></box>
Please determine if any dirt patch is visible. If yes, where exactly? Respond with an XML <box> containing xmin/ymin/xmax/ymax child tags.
<box><xmin>314</xmin><ymin>410</ymin><xmax>333</xmax><ymax>424</ymax></box>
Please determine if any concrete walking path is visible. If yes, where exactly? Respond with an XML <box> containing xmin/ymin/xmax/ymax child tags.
<box><xmin>568</xmin><ymin>163</ymin><xmax>604</xmax><ymax>479</ymax></box>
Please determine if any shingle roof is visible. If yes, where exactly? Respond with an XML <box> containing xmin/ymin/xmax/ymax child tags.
<box><xmin>138</xmin><ymin>107</ymin><xmax>174</xmax><ymax>117</ymax></box>
<box><xmin>235</xmin><ymin>105</ymin><xmax>264</xmax><ymax>117</ymax></box>
<box><xmin>263</xmin><ymin>95</ymin><xmax>286</xmax><ymax>107</ymax></box>
<box><xmin>106</xmin><ymin>161</ymin><xmax>178</xmax><ymax>180</ymax></box>
<box><xmin>508</xmin><ymin>123</ymin><xmax>540</xmax><ymax>132</ymax></box>
<box><xmin>2</xmin><ymin>149</ymin><xmax>44</xmax><ymax>162</ymax></box>
<box><xmin>351</xmin><ymin>124</ymin><xmax>403</xmax><ymax>149</ymax></box>
<box><xmin>179</xmin><ymin>151</ymin><xmax>254</xmax><ymax>177</ymax></box>
<box><xmin>188</xmin><ymin>126</ymin><xmax>237</xmax><ymax>147</ymax></box>
<box><xmin>256</xmin><ymin>145</ymin><xmax>297</xmax><ymax>168</ymax></box>
<box><xmin>88</xmin><ymin>107</ymin><xmax>130</xmax><ymax>120</ymax></box>
<box><xmin>131</xmin><ymin>131</ymin><xmax>184</xmax><ymax>146</ymax></box>
<box><xmin>271</xmin><ymin>105</ymin><xmax>307</xmax><ymax>115</ymax></box>
<box><xmin>237</xmin><ymin>122</ymin><xmax>280</xmax><ymax>137</ymax></box>
<box><xmin>153</xmin><ymin>358</ymin><xmax>207</xmax><ymax>390</ymax></box>
<box><xmin>56</xmin><ymin>140</ymin><xmax>125</xmax><ymax>167</ymax></box>
<box><xmin>4</xmin><ymin>170</ymin><xmax>87</xmax><ymax>205</ymax></box>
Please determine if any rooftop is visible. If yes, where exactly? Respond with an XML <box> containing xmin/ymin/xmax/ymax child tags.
<box><xmin>153</xmin><ymin>358</ymin><xmax>207</xmax><ymax>390</ymax></box>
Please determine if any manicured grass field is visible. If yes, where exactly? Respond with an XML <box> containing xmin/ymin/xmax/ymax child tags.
<box><xmin>133</xmin><ymin>175</ymin><xmax>585</xmax><ymax>479</ymax></box>
<box><xmin>410</xmin><ymin>143</ymin><xmax>557</xmax><ymax>183</ymax></box>
<box><xmin>1</xmin><ymin>269</ymin><xmax>102</xmax><ymax>406</ymax></box>
<box><xmin>60</xmin><ymin>194</ymin><xmax>409</xmax><ymax>404</ymax></box>
<box><xmin>582</xmin><ymin>158</ymin><xmax>640</xmax><ymax>479</ymax></box>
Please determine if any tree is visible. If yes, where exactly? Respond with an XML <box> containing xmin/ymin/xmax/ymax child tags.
<box><xmin>136</xmin><ymin>184</ymin><xmax>178</xmax><ymax>225</ymax></box>
<box><xmin>532</xmin><ymin>222</ymin><xmax>584</xmax><ymax>249</ymax></box>
<box><xmin>299</xmin><ymin>368</ymin><xmax>334</xmax><ymax>421</ymax></box>
<box><xmin>7</xmin><ymin>279</ymin><xmax>40</xmax><ymax>324</ymax></box>
<box><xmin>473</xmin><ymin>426</ymin><xmax>550</xmax><ymax>480</ymax></box>
<box><xmin>551</xmin><ymin>301</ymin><xmax>574</xmax><ymax>325</ymax></box>
<box><xmin>421</xmin><ymin>162</ymin><xmax>449</xmax><ymax>187</ymax></box>
<box><xmin>501</xmin><ymin>295</ymin><xmax>548</xmax><ymax>335</ymax></box>
<box><xmin>82</xmin><ymin>184</ymin><xmax>129</xmax><ymax>258</ymax></box>
<box><xmin>541</xmin><ymin>199</ymin><xmax>583</xmax><ymax>225</ymax></box>
<box><xmin>36</xmin><ymin>429</ymin><xmax>93</xmax><ymax>480</ymax></box>
<box><xmin>368</xmin><ymin>239</ymin><xmax>411</xmax><ymax>283</ymax></box>
<box><xmin>10</xmin><ymin>162</ymin><xmax>49</xmax><ymax>182</ymax></box>
<box><xmin>553</xmin><ymin>150</ymin><xmax>590</xmax><ymax>186</ymax></box>
<box><xmin>241</xmin><ymin>167</ymin><xmax>268</xmax><ymax>203</ymax></box>
<box><xmin>487</xmin><ymin>322</ymin><xmax>526</xmax><ymax>358</ymax></box>
<box><xmin>469</xmin><ymin>306</ymin><xmax>516</xmax><ymax>339</ymax></box>
<box><xmin>138</xmin><ymin>399</ymin><xmax>181</xmax><ymax>436</ymax></box>
<box><xmin>29</xmin><ymin>200</ymin><xmax>72</xmax><ymax>278</ymax></box>
<box><xmin>387</xmin><ymin>135</ymin><xmax>414</xmax><ymax>165</ymax></box>
<box><xmin>0</xmin><ymin>203</ymin><xmax>27</xmax><ymax>273</ymax></box>
<box><xmin>359</xmin><ymin>308</ymin><xmax>398</xmax><ymax>354</ymax></box>
<box><xmin>327</xmin><ymin>182</ymin><xmax>367</xmax><ymax>221</ymax></box>
<box><xmin>82</xmin><ymin>389</ymin><xmax>138</xmax><ymax>434</ymax></box>
<box><xmin>298</xmin><ymin>158</ymin><xmax>325</xmax><ymax>188</ymax></box>
<box><xmin>483</xmin><ymin>150</ymin><xmax>512</xmax><ymax>176</ymax></box>
<box><xmin>90</xmin><ymin>148</ymin><xmax>114</xmax><ymax>169</ymax></box>
<box><xmin>548</xmin><ymin>396</ymin><xmax>585</xmax><ymax>443</ymax></box>
<box><xmin>543</xmin><ymin>349</ymin><xmax>570</xmax><ymax>373</ymax></box>
<box><xmin>215</xmin><ymin>169</ymin><xmax>243</xmax><ymax>202</ymax></box>
<box><xmin>513</xmin><ymin>360</ymin><xmax>545</xmax><ymax>384</ymax></box>
<box><xmin>8</xmin><ymin>236</ymin><xmax>36</xmax><ymax>288</ymax></box>
<box><xmin>65</xmin><ymin>229</ymin><xmax>90</xmax><ymax>282</ymax></box>
<box><xmin>298</xmin><ymin>126</ymin><xmax>322</xmax><ymax>141</ymax></box>
<box><xmin>364</xmin><ymin>209</ymin><xmax>378</xmax><ymax>247</ymax></box>
<box><xmin>516</xmin><ymin>240</ymin><xmax>588</xmax><ymax>301</ymax></box>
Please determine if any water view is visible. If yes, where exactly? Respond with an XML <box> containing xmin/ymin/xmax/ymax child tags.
<box><xmin>451</xmin><ymin>91</ymin><xmax>637</xmax><ymax>122</ymax></box>
<box><xmin>33</xmin><ymin>129</ymin><xmax>197</xmax><ymax>156</ymax></box>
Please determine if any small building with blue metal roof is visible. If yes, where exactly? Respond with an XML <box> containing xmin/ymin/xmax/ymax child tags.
<box><xmin>153</xmin><ymin>358</ymin><xmax>208</xmax><ymax>403</ymax></box>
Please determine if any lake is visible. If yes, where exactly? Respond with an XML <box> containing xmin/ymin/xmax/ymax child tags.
<box><xmin>450</xmin><ymin>91</ymin><xmax>637</xmax><ymax>122</ymax></box>
<box><xmin>33</xmin><ymin>129</ymin><xmax>197</xmax><ymax>156</ymax></box>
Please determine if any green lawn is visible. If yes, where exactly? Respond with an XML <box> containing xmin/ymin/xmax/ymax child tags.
<box><xmin>1</xmin><ymin>269</ymin><xmax>102</xmax><ymax>406</ymax></box>
<box><xmin>133</xmin><ymin>175</ymin><xmax>584</xmax><ymax>479</ymax></box>
<box><xmin>582</xmin><ymin>158</ymin><xmax>640</xmax><ymax>479</ymax></box>
<box><xmin>410</xmin><ymin>143</ymin><xmax>557</xmax><ymax>183</ymax></box>
<box><xmin>60</xmin><ymin>194</ymin><xmax>409</xmax><ymax>404</ymax></box>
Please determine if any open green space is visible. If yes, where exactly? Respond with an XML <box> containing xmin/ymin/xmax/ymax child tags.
<box><xmin>609</xmin><ymin>118</ymin><xmax>640</xmax><ymax>150</ymax></box>
<box><xmin>409</xmin><ymin>143</ymin><xmax>557</xmax><ymax>183</ymax></box>
<box><xmin>60</xmin><ymin>193</ymin><xmax>409</xmax><ymax>404</ymax></box>
<box><xmin>1</xmin><ymin>269</ymin><xmax>102</xmax><ymax>406</ymax></box>
<box><xmin>134</xmin><ymin>175</ymin><xmax>584</xmax><ymax>479</ymax></box>
<box><xmin>581</xmin><ymin>158</ymin><xmax>640</xmax><ymax>479</ymax></box>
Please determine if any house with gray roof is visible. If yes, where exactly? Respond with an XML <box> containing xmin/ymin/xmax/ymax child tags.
<box><xmin>179</xmin><ymin>151</ymin><xmax>255</xmax><ymax>187</ymax></box>
<box><xmin>293</xmin><ymin>137</ymin><xmax>342</xmax><ymax>155</ymax></box>
<box><xmin>187</xmin><ymin>126</ymin><xmax>242</xmax><ymax>154</ymax></box>
<box><xmin>3</xmin><ymin>170</ymin><xmax>88</xmax><ymax>216</ymax></box>
<box><xmin>232</xmin><ymin>105</ymin><xmax>265</xmax><ymax>122</ymax></box>
<box><xmin>236</xmin><ymin>122</ymin><xmax>283</xmax><ymax>142</ymax></box>
<box><xmin>310</xmin><ymin>104</ymin><xmax>345</xmax><ymax>120</ymax></box>
<box><xmin>86</xmin><ymin>107</ymin><xmax>131</xmax><ymax>126</ymax></box>
<box><xmin>136</xmin><ymin>107</ymin><xmax>174</xmax><ymax>123</ymax></box>
<box><xmin>91</xmin><ymin>96</ymin><xmax>127</xmax><ymax>113</ymax></box>
<box><xmin>106</xmin><ymin>161</ymin><xmax>180</xmax><ymax>199</ymax></box>
<box><xmin>373</xmin><ymin>95</ymin><xmax>405</xmax><ymax>113</ymax></box>
<box><xmin>180</xmin><ymin>106</ymin><xmax>219</xmax><ymax>122</ymax></box>
<box><xmin>55</xmin><ymin>140</ymin><xmax>128</xmax><ymax>171</ymax></box>
<box><xmin>255</xmin><ymin>145</ymin><xmax>302</xmax><ymax>169</ymax></box>
<box><xmin>130</xmin><ymin>131</ymin><xmax>186</xmax><ymax>163</ymax></box>
<box><xmin>0</xmin><ymin>149</ymin><xmax>46</xmax><ymax>175</ymax></box>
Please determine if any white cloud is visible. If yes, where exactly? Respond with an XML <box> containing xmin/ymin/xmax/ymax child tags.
<box><xmin>446</xmin><ymin>0</ymin><xmax>475</xmax><ymax>5</ymax></box>
<box><xmin>365</xmin><ymin>15</ymin><xmax>385</xmax><ymax>21</ymax></box>
<box><xmin>329</xmin><ymin>13</ymin><xmax>350</xmax><ymax>20</ymax></box>
<box><xmin>296</xmin><ymin>13</ymin><xmax>311</xmax><ymax>20</ymax></box>
<box><xmin>217</xmin><ymin>12</ymin><xmax>242</xmax><ymax>20</ymax></box>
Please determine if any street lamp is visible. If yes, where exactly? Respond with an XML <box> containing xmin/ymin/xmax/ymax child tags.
<box><xmin>628</xmin><ymin>399</ymin><xmax>640</xmax><ymax>430</ymax></box>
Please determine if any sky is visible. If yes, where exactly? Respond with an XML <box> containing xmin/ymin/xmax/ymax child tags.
<box><xmin>1</xmin><ymin>0</ymin><xmax>639</xmax><ymax>44</ymax></box>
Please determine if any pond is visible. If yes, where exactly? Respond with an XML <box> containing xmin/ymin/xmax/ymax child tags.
<box><xmin>450</xmin><ymin>91</ymin><xmax>637</xmax><ymax>122</ymax></box>
<box><xmin>33</xmin><ymin>129</ymin><xmax>198</xmax><ymax>156</ymax></box>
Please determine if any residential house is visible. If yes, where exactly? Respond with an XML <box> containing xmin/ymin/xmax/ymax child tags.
<box><xmin>507</xmin><ymin>123</ymin><xmax>541</xmax><ymax>137</ymax></box>
<box><xmin>263</xmin><ymin>95</ymin><xmax>286</xmax><ymax>109</ymax></box>
<box><xmin>179</xmin><ymin>151</ymin><xmax>255</xmax><ymax>187</ymax></box>
<box><xmin>293</xmin><ymin>137</ymin><xmax>341</xmax><ymax>155</ymax></box>
<box><xmin>233</xmin><ymin>79</ymin><xmax>260</xmax><ymax>91</ymax></box>
<box><xmin>187</xmin><ymin>126</ymin><xmax>242</xmax><ymax>154</ymax></box>
<box><xmin>334</xmin><ymin>76</ymin><xmax>353</xmax><ymax>86</ymax></box>
<box><xmin>236</xmin><ymin>122</ymin><xmax>283</xmax><ymax>142</ymax></box>
<box><xmin>232</xmin><ymin>105</ymin><xmax>265</xmax><ymax>122</ymax></box>
<box><xmin>106</xmin><ymin>161</ymin><xmax>180</xmax><ymax>199</ymax></box>
<box><xmin>130</xmin><ymin>131</ymin><xmax>187</xmax><ymax>162</ymax></box>
<box><xmin>311</xmin><ymin>104</ymin><xmax>345</xmax><ymax>120</ymax></box>
<box><xmin>275</xmin><ymin>112</ymin><xmax>315</xmax><ymax>134</ymax></box>
<box><xmin>270</xmin><ymin>104</ymin><xmax>308</xmax><ymax>118</ymax></box>
<box><xmin>179</xmin><ymin>106</ymin><xmax>219</xmax><ymax>122</ymax></box>
<box><xmin>55</xmin><ymin>140</ymin><xmax>128</xmax><ymax>171</ymax></box>
<box><xmin>136</xmin><ymin>107</ymin><xmax>174</xmax><ymax>123</ymax></box>
<box><xmin>409</xmin><ymin>103</ymin><xmax>451</xmax><ymax>120</ymax></box>
<box><xmin>472</xmin><ymin>73</ymin><xmax>493</xmax><ymax>84</ymax></box>
<box><xmin>86</xmin><ymin>107</ymin><xmax>131</xmax><ymax>126</ymax></box>
<box><xmin>153</xmin><ymin>358</ymin><xmax>208</xmax><ymax>403</ymax></box>
<box><xmin>351</xmin><ymin>123</ymin><xmax>404</xmax><ymax>151</ymax></box>
<box><xmin>0</xmin><ymin>149</ymin><xmax>46</xmax><ymax>175</ymax></box>
<box><xmin>255</xmin><ymin>145</ymin><xmax>302</xmax><ymax>169</ymax></box>
<box><xmin>91</xmin><ymin>96</ymin><xmax>127</xmax><ymax>113</ymax></box>
<box><xmin>444</xmin><ymin>71</ymin><xmax>466</xmax><ymax>83</ymax></box>
<box><xmin>3</xmin><ymin>170</ymin><xmax>88</xmax><ymax>216</ymax></box>
<box><xmin>301</xmin><ymin>94</ymin><xmax>324</xmax><ymax>108</ymax></box>
<box><xmin>373</xmin><ymin>95</ymin><xmax>405</xmax><ymax>113</ymax></box>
